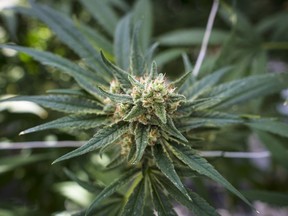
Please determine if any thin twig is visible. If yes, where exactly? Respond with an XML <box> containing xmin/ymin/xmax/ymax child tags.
<box><xmin>0</xmin><ymin>141</ymin><xmax>271</xmax><ymax>159</ymax></box>
<box><xmin>192</xmin><ymin>0</ymin><xmax>219</xmax><ymax>77</ymax></box>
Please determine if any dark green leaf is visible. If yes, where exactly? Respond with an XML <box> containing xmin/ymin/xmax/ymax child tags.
<box><xmin>1</xmin><ymin>95</ymin><xmax>103</xmax><ymax>114</ymax></box>
<box><xmin>152</xmin><ymin>144</ymin><xmax>190</xmax><ymax>200</ymax></box>
<box><xmin>154</xmin><ymin>103</ymin><xmax>167</xmax><ymax>124</ymax></box>
<box><xmin>120</xmin><ymin>179</ymin><xmax>146</xmax><ymax>216</ymax></box>
<box><xmin>123</xmin><ymin>104</ymin><xmax>146</xmax><ymax>121</ymax></box>
<box><xmin>53</xmin><ymin>122</ymin><xmax>129</xmax><ymax>163</ymax></box>
<box><xmin>168</xmin><ymin>143</ymin><xmax>252</xmax><ymax>207</ymax></box>
<box><xmin>20</xmin><ymin>114</ymin><xmax>108</xmax><ymax>135</ymax></box>
<box><xmin>86</xmin><ymin>169</ymin><xmax>140</xmax><ymax>216</ymax></box>
<box><xmin>170</xmin><ymin>70</ymin><xmax>192</xmax><ymax>90</ymax></box>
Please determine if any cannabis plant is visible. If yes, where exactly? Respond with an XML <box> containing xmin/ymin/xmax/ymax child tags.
<box><xmin>1</xmin><ymin>1</ymin><xmax>288</xmax><ymax>215</ymax></box>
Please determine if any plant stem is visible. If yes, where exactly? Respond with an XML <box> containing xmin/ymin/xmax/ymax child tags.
<box><xmin>192</xmin><ymin>0</ymin><xmax>219</xmax><ymax>77</ymax></box>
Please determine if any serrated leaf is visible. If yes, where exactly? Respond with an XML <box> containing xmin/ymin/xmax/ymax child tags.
<box><xmin>157</xmin><ymin>28</ymin><xmax>228</xmax><ymax>46</ymax></box>
<box><xmin>53</xmin><ymin>122</ymin><xmax>129</xmax><ymax>163</ymax></box>
<box><xmin>247</xmin><ymin>119</ymin><xmax>288</xmax><ymax>138</ymax></box>
<box><xmin>20</xmin><ymin>114</ymin><xmax>107</xmax><ymax>135</ymax></box>
<box><xmin>86</xmin><ymin>169</ymin><xmax>140</xmax><ymax>216</ymax></box>
<box><xmin>46</xmin><ymin>89</ymin><xmax>87</xmax><ymax>97</ymax></box>
<box><xmin>114</xmin><ymin>14</ymin><xmax>131</xmax><ymax>71</ymax></box>
<box><xmin>123</xmin><ymin>104</ymin><xmax>146</xmax><ymax>121</ymax></box>
<box><xmin>256</xmin><ymin>132</ymin><xmax>288</xmax><ymax>169</ymax></box>
<box><xmin>29</xmin><ymin>1</ymin><xmax>112</xmax><ymax>79</ymax></box>
<box><xmin>1</xmin><ymin>95</ymin><xmax>103</xmax><ymax>114</ymax></box>
<box><xmin>78</xmin><ymin>23</ymin><xmax>113</xmax><ymax>56</ymax></box>
<box><xmin>183</xmin><ymin>67</ymin><xmax>231</xmax><ymax>100</ymax></box>
<box><xmin>127</xmin><ymin>75</ymin><xmax>143</xmax><ymax>88</ymax></box>
<box><xmin>158</xmin><ymin>116</ymin><xmax>188</xmax><ymax>143</ymax></box>
<box><xmin>155</xmin><ymin>175</ymin><xmax>219</xmax><ymax>216</ymax></box>
<box><xmin>178</xmin><ymin>111</ymin><xmax>244</xmax><ymax>131</ymax></box>
<box><xmin>154</xmin><ymin>103</ymin><xmax>167</xmax><ymax>124</ymax></box>
<box><xmin>64</xmin><ymin>168</ymin><xmax>103</xmax><ymax>193</ymax></box>
<box><xmin>130</xmin><ymin>124</ymin><xmax>149</xmax><ymax>164</ymax></box>
<box><xmin>170</xmin><ymin>70</ymin><xmax>192</xmax><ymax>90</ymax></box>
<box><xmin>130</xmin><ymin>24</ymin><xmax>145</xmax><ymax>76</ymax></box>
<box><xmin>100</xmin><ymin>51</ymin><xmax>131</xmax><ymax>90</ymax></box>
<box><xmin>148</xmin><ymin>61</ymin><xmax>158</xmax><ymax>80</ymax></box>
<box><xmin>0</xmin><ymin>44</ymin><xmax>107</xmax><ymax>86</ymax></box>
<box><xmin>167</xmin><ymin>143</ymin><xmax>252</xmax><ymax>208</ymax></box>
<box><xmin>208</xmin><ymin>73</ymin><xmax>288</xmax><ymax>109</ymax></box>
<box><xmin>120</xmin><ymin>179</ymin><xmax>146</xmax><ymax>216</ymax></box>
<box><xmin>152</xmin><ymin>144</ymin><xmax>190</xmax><ymax>200</ymax></box>
<box><xmin>150</xmin><ymin>177</ymin><xmax>178</xmax><ymax>216</ymax></box>
<box><xmin>132</xmin><ymin>0</ymin><xmax>152</xmax><ymax>51</ymax></box>
<box><xmin>80</xmin><ymin>0</ymin><xmax>118</xmax><ymax>36</ymax></box>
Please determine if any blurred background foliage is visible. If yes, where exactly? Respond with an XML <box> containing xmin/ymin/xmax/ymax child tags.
<box><xmin>0</xmin><ymin>0</ymin><xmax>288</xmax><ymax>215</ymax></box>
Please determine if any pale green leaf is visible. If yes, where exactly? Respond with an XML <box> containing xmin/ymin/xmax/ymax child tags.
<box><xmin>123</xmin><ymin>104</ymin><xmax>146</xmax><ymax>121</ymax></box>
<box><xmin>86</xmin><ymin>169</ymin><xmax>140</xmax><ymax>216</ymax></box>
<box><xmin>20</xmin><ymin>114</ymin><xmax>108</xmax><ymax>135</ymax></box>
<box><xmin>183</xmin><ymin>67</ymin><xmax>231</xmax><ymax>100</ymax></box>
<box><xmin>209</xmin><ymin>73</ymin><xmax>288</xmax><ymax>109</ymax></box>
<box><xmin>53</xmin><ymin>122</ymin><xmax>129</xmax><ymax>163</ymax></box>
<box><xmin>168</xmin><ymin>143</ymin><xmax>252</xmax><ymax>207</ymax></box>
<box><xmin>1</xmin><ymin>95</ymin><xmax>103</xmax><ymax>114</ymax></box>
<box><xmin>152</xmin><ymin>144</ymin><xmax>190</xmax><ymax>200</ymax></box>
<box><xmin>97</xmin><ymin>87</ymin><xmax>133</xmax><ymax>104</ymax></box>
<box><xmin>120</xmin><ymin>179</ymin><xmax>146</xmax><ymax>216</ymax></box>
<box><xmin>130</xmin><ymin>124</ymin><xmax>149</xmax><ymax>164</ymax></box>
<box><xmin>154</xmin><ymin>103</ymin><xmax>167</xmax><ymax>124</ymax></box>
<box><xmin>114</xmin><ymin>14</ymin><xmax>131</xmax><ymax>70</ymax></box>
<box><xmin>158</xmin><ymin>29</ymin><xmax>229</xmax><ymax>46</ymax></box>
<box><xmin>247</xmin><ymin>119</ymin><xmax>288</xmax><ymax>138</ymax></box>
<box><xmin>149</xmin><ymin>61</ymin><xmax>158</xmax><ymax>80</ymax></box>
<box><xmin>170</xmin><ymin>70</ymin><xmax>192</xmax><ymax>90</ymax></box>
<box><xmin>80</xmin><ymin>0</ymin><xmax>118</xmax><ymax>36</ymax></box>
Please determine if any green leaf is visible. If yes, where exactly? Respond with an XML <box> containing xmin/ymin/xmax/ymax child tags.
<box><xmin>183</xmin><ymin>67</ymin><xmax>230</xmax><ymax>100</ymax></box>
<box><xmin>247</xmin><ymin>119</ymin><xmax>288</xmax><ymax>138</ymax></box>
<box><xmin>120</xmin><ymin>179</ymin><xmax>146</xmax><ymax>216</ymax></box>
<box><xmin>130</xmin><ymin>24</ymin><xmax>145</xmax><ymax>76</ymax></box>
<box><xmin>167</xmin><ymin>143</ymin><xmax>252</xmax><ymax>207</ymax></box>
<box><xmin>29</xmin><ymin>1</ymin><xmax>112</xmax><ymax>79</ymax></box>
<box><xmin>150</xmin><ymin>178</ymin><xmax>178</xmax><ymax>216</ymax></box>
<box><xmin>149</xmin><ymin>61</ymin><xmax>158</xmax><ymax>80</ymax></box>
<box><xmin>53</xmin><ymin>122</ymin><xmax>129</xmax><ymax>163</ymax></box>
<box><xmin>106</xmin><ymin>153</ymin><xmax>126</xmax><ymax>170</ymax></box>
<box><xmin>155</xmin><ymin>175</ymin><xmax>219</xmax><ymax>216</ymax></box>
<box><xmin>178</xmin><ymin>111</ymin><xmax>244</xmax><ymax>131</ymax></box>
<box><xmin>170</xmin><ymin>70</ymin><xmax>192</xmax><ymax>90</ymax></box>
<box><xmin>154</xmin><ymin>103</ymin><xmax>167</xmax><ymax>124</ymax></box>
<box><xmin>20</xmin><ymin>114</ymin><xmax>108</xmax><ymax>135</ymax></box>
<box><xmin>1</xmin><ymin>95</ymin><xmax>103</xmax><ymax>114</ymax></box>
<box><xmin>130</xmin><ymin>123</ymin><xmax>149</xmax><ymax>164</ymax></box>
<box><xmin>155</xmin><ymin>48</ymin><xmax>185</xmax><ymax>67</ymax></box>
<box><xmin>132</xmin><ymin>0</ymin><xmax>153</xmax><ymax>51</ymax></box>
<box><xmin>208</xmin><ymin>73</ymin><xmax>288</xmax><ymax>109</ymax></box>
<box><xmin>80</xmin><ymin>0</ymin><xmax>118</xmax><ymax>36</ymax></box>
<box><xmin>157</xmin><ymin>29</ymin><xmax>228</xmax><ymax>46</ymax></box>
<box><xmin>123</xmin><ymin>104</ymin><xmax>146</xmax><ymax>121</ymax></box>
<box><xmin>97</xmin><ymin>87</ymin><xmax>133</xmax><ymax>104</ymax></box>
<box><xmin>100</xmin><ymin>51</ymin><xmax>131</xmax><ymax>89</ymax></box>
<box><xmin>256</xmin><ymin>132</ymin><xmax>288</xmax><ymax>169</ymax></box>
<box><xmin>242</xmin><ymin>190</ymin><xmax>288</xmax><ymax>207</ymax></box>
<box><xmin>0</xmin><ymin>45</ymin><xmax>107</xmax><ymax>86</ymax></box>
<box><xmin>86</xmin><ymin>169</ymin><xmax>140</xmax><ymax>216</ymax></box>
<box><xmin>144</xmin><ymin>43</ymin><xmax>159</xmax><ymax>71</ymax></box>
<box><xmin>152</xmin><ymin>144</ymin><xmax>190</xmax><ymax>200</ymax></box>
<box><xmin>64</xmin><ymin>168</ymin><xmax>103</xmax><ymax>194</ymax></box>
<box><xmin>114</xmin><ymin>14</ymin><xmax>131</xmax><ymax>71</ymax></box>
<box><xmin>158</xmin><ymin>116</ymin><xmax>188</xmax><ymax>143</ymax></box>
<box><xmin>77</xmin><ymin>23</ymin><xmax>113</xmax><ymax>56</ymax></box>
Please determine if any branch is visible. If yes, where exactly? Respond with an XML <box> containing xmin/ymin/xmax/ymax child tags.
<box><xmin>192</xmin><ymin>0</ymin><xmax>219</xmax><ymax>77</ymax></box>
